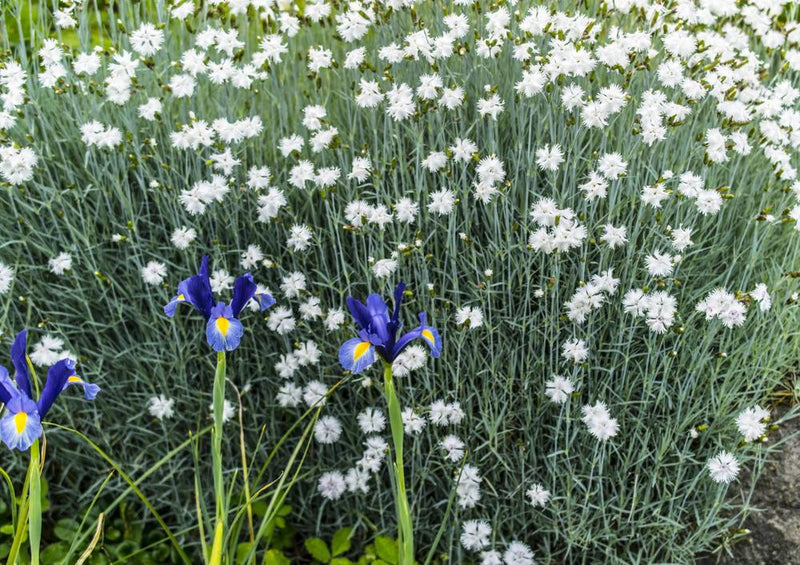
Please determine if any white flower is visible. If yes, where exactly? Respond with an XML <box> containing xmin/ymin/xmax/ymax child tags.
<box><xmin>670</xmin><ymin>227</ymin><xmax>694</xmax><ymax>251</ymax></box>
<box><xmin>402</xmin><ymin>408</ymin><xmax>427</xmax><ymax>435</ymax></box>
<box><xmin>751</xmin><ymin>283</ymin><xmax>772</xmax><ymax>312</ymax></box>
<box><xmin>645</xmin><ymin>251</ymin><xmax>674</xmax><ymax>277</ymax></box>
<box><xmin>545</xmin><ymin>376</ymin><xmax>574</xmax><ymax>404</ymax></box>
<box><xmin>148</xmin><ymin>395</ymin><xmax>175</xmax><ymax>420</ymax></box>
<box><xmin>210</xmin><ymin>269</ymin><xmax>233</xmax><ymax>293</ymax></box>
<box><xmin>73</xmin><ymin>52</ymin><xmax>101</xmax><ymax>75</ymax></box>
<box><xmin>581</xmin><ymin>401</ymin><xmax>619</xmax><ymax>441</ymax></box>
<box><xmin>601</xmin><ymin>224</ymin><xmax>628</xmax><ymax>249</ymax></box>
<box><xmin>169</xmin><ymin>73</ymin><xmax>196</xmax><ymax>97</ymax></box>
<box><xmin>455</xmin><ymin>306</ymin><xmax>484</xmax><ymax>328</ymax></box>
<box><xmin>428</xmin><ymin>189</ymin><xmax>456</xmax><ymax>215</ymax></box>
<box><xmin>207</xmin><ymin>399</ymin><xmax>235</xmax><ymax>424</ymax></box>
<box><xmin>0</xmin><ymin>262</ymin><xmax>14</xmax><ymax>294</ymax></box>
<box><xmin>597</xmin><ymin>153</ymin><xmax>627</xmax><ymax>179</ymax></box>
<box><xmin>138</xmin><ymin>98</ymin><xmax>162</xmax><ymax>121</ymax></box>
<box><xmin>526</xmin><ymin>484</ymin><xmax>550</xmax><ymax>507</ymax></box>
<box><xmin>457</xmin><ymin>464</ymin><xmax>482</xmax><ymax>508</ymax></box>
<box><xmin>372</xmin><ymin>259</ymin><xmax>397</xmax><ymax>279</ymax></box>
<box><xmin>349</xmin><ymin>157</ymin><xmax>372</xmax><ymax>182</ymax></box>
<box><xmin>130</xmin><ymin>23</ymin><xmax>165</xmax><ymax>56</ymax></box>
<box><xmin>707</xmin><ymin>451</ymin><xmax>740</xmax><ymax>484</ymax></box>
<box><xmin>325</xmin><ymin>308</ymin><xmax>345</xmax><ymax>331</ymax></box>
<box><xmin>641</xmin><ymin>184</ymin><xmax>669</xmax><ymax>208</ymax></box>
<box><xmin>141</xmin><ymin>261</ymin><xmax>167</xmax><ymax>285</ymax></box>
<box><xmin>503</xmin><ymin>541</ymin><xmax>535</xmax><ymax>565</ymax></box>
<box><xmin>477</xmin><ymin>94</ymin><xmax>504</xmax><ymax>120</ymax></box>
<box><xmin>345</xmin><ymin>467</ymin><xmax>370</xmax><ymax>494</ymax></box>
<box><xmin>350</xmin><ymin>405</ymin><xmax>385</xmax><ymax>433</ymax></box>
<box><xmin>0</xmin><ymin>146</ymin><xmax>38</xmax><ymax>184</ymax></box>
<box><xmin>561</xmin><ymin>338</ymin><xmax>588</xmax><ymax>364</ymax></box>
<box><xmin>280</xmin><ymin>272</ymin><xmax>306</xmax><ymax>298</ymax></box>
<box><xmin>314</xmin><ymin>416</ymin><xmax>343</xmax><ymax>444</ymax></box>
<box><xmin>460</xmin><ymin>520</ymin><xmax>492</xmax><ymax>551</ymax></box>
<box><xmin>440</xmin><ymin>434</ymin><xmax>466</xmax><ymax>462</ymax></box>
<box><xmin>48</xmin><ymin>252</ymin><xmax>72</xmax><ymax>275</ymax></box>
<box><xmin>29</xmin><ymin>335</ymin><xmax>70</xmax><ymax>366</ymax></box>
<box><xmin>392</xmin><ymin>345</ymin><xmax>428</xmax><ymax>377</ymax></box>
<box><xmin>276</xmin><ymin>383</ymin><xmax>302</xmax><ymax>408</ymax></box>
<box><xmin>736</xmin><ymin>407</ymin><xmax>768</xmax><ymax>442</ymax></box>
<box><xmin>268</xmin><ymin>306</ymin><xmax>296</xmax><ymax>335</ymax></box>
<box><xmin>240</xmin><ymin>245</ymin><xmax>263</xmax><ymax>269</ymax></box>
<box><xmin>303</xmin><ymin>380</ymin><xmax>328</xmax><ymax>407</ymax></box>
<box><xmin>170</xmin><ymin>227</ymin><xmax>197</xmax><ymax>250</ymax></box>
<box><xmin>535</xmin><ymin>144</ymin><xmax>564</xmax><ymax>172</ymax></box>
<box><xmin>395</xmin><ymin>198</ymin><xmax>419</xmax><ymax>223</ymax></box>
<box><xmin>318</xmin><ymin>471</ymin><xmax>346</xmax><ymax>500</ymax></box>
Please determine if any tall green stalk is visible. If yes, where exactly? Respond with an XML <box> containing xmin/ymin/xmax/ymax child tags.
<box><xmin>383</xmin><ymin>362</ymin><xmax>413</xmax><ymax>565</ymax></box>
<box><xmin>28</xmin><ymin>439</ymin><xmax>41</xmax><ymax>565</ymax></box>
<box><xmin>209</xmin><ymin>352</ymin><xmax>227</xmax><ymax>565</ymax></box>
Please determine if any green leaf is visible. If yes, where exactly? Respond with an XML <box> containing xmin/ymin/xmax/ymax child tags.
<box><xmin>264</xmin><ymin>549</ymin><xmax>291</xmax><ymax>565</ymax></box>
<box><xmin>54</xmin><ymin>518</ymin><xmax>80</xmax><ymax>541</ymax></box>
<box><xmin>251</xmin><ymin>500</ymin><xmax>267</xmax><ymax>517</ymax></box>
<box><xmin>235</xmin><ymin>542</ymin><xmax>252</xmax><ymax>564</ymax></box>
<box><xmin>331</xmin><ymin>527</ymin><xmax>352</xmax><ymax>556</ymax></box>
<box><xmin>305</xmin><ymin>537</ymin><xmax>331</xmax><ymax>562</ymax></box>
<box><xmin>330</xmin><ymin>558</ymin><xmax>353</xmax><ymax>565</ymax></box>
<box><xmin>0</xmin><ymin>524</ymin><xmax>13</xmax><ymax>535</ymax></box>
<box><xmin>374</xmin><ymin>537</ymin><xmax>398</xmax><ymax>565</ymax></box>
<box><xmin>115</xmin><ymin>540</ymin><xmax>141</xmax><ymax>558</ymax></box>
<box><xmin>41</xmin><ymin>542</ymin><xmax>70</xmax><ymax>561</ymax></box>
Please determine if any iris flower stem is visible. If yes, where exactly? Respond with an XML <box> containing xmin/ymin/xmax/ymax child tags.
<box><xmin>382</xmin><ymin>362</ymin><xmax>414</xmax><ymax>565</ymax></box>
<box><xmin>209</xmin><ymin>352</ymin><xmax>226</xmax><ymax>565</ymax></box>
<box><xmin>28</xmin><ymin>439</ymin><xmax>41</xmax><ymax>565</ymax></box>
<box><xmin>6</xmin><ymin>453</ymin><xmax>32</xmax><ymax>565</ymax></box>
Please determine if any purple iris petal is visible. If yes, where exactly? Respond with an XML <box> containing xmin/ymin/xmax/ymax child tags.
<box><xmin>365</xmin><ymin>294</ymin><xmax>392</xmax><ymax>346</ymax></box>
<box><xmin>255</xmin><ymin>292</ymin><xmax>276</xmax><ymax>311</ymax></box>
<box><xmin>10</xmin><ymin>330</ymin><xmax>32</xmax><ymax>399</ymax></box>
<box><xmin>0</xmin><ymin>393</ymin><xmax>42</xmax><ymax>451</ymax></box>
<box><xmin>0</xmin><ymin>366</ymin><xmax>16</xmax><ymax>404</ymax></box>
<box><xmin>389</xmin><ymin>282</ymin><xmax>406</xmax><ymax>328</ymax></box>
<box><xmin>37</xmin><ymin>358</ymin><xmax>76</xmax><ymax>418</ymax></box>
<box><xmin>346</xmin><ymin>296</ymin><xmax>373</xmax><ymax>330</ymax></box>
<box><xmin>177</xmin><ymin>256</ymin><xmax>215</xmax><ymax>320</ymax></box>
<box><xmin>230</xmin><ymin>273</ymin><xmax>257</xmax><ymax>317</ymax></box>
<box><xmin>206</xmin><ymin>302</ymin><xmax>244</xmax><ymax>351</ymax></box>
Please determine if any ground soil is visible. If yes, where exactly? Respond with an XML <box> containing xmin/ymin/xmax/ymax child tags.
<box><xmin>698</xmin><ymin>406</ymin><xmax>800</xmax><ymax>565</ymax></box>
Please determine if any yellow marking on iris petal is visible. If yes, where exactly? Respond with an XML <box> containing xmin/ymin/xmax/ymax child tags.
<box><xmin>13</xmin><ymin>412</ymin><xmax>27</xmax><ymax>434</ymax></box>
<box><xmin>177</xmin><ymin>294</ymin><xmax>185</xmax><ymax>301</ymax></box>
<box><xmin>68</xmin><ymin>376</ymin><xmax>82</xmax><ymax>383</ymax></box>
<box><xmin>422</xmin><ymin>329</ymin><xmax>435</xmax><ymax>344</ymax></box>
<box><xmin>353</xmin><ymin>342</ymin><xmax>371</xmax><ymax>360</ymax></box>
<box><xmin>216</xmin><ymin>317</ymin><xmax>230</xmax><ymax>336</ymax></box>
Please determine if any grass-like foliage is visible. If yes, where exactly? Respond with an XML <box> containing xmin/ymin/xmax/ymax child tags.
<box><xmin>1</xmin><ymin>0</ymin><xmax>800</xmax><ymax>562</ymax></box>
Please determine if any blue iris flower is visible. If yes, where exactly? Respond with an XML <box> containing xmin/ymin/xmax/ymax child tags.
<box><xmin>0</xmin><ymin>330</ymin><xmax>100</xmax><ymax>451</ymax></box>
<box><xmin>338</xmin><ymin>282</ymin><xmax>442</xmax><ymax>374</ymax></box>
<box><xmin>165</xmin><ymin>256</ymin><xmax>275</xmax><ymax>352</ymax></box>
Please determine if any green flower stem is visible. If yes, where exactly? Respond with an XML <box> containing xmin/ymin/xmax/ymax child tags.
<box><xmin>209</xmin><ymin>351</ymin><xmax>226</xmax><ymax>565</ymax></box>
<box><xmin>6</xmin><ymin>457</ymin><xmax>31</xmax><ymax>565</ymax></box>
<box><xmin>28</xmin><ymin>439</ymin><xmax>41</xmax><ymax>565</ymax></box>
<box><xmin>383</xmin><ymin>361</ymin><xmax>413</xmax><ymax>565</ymax></box>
